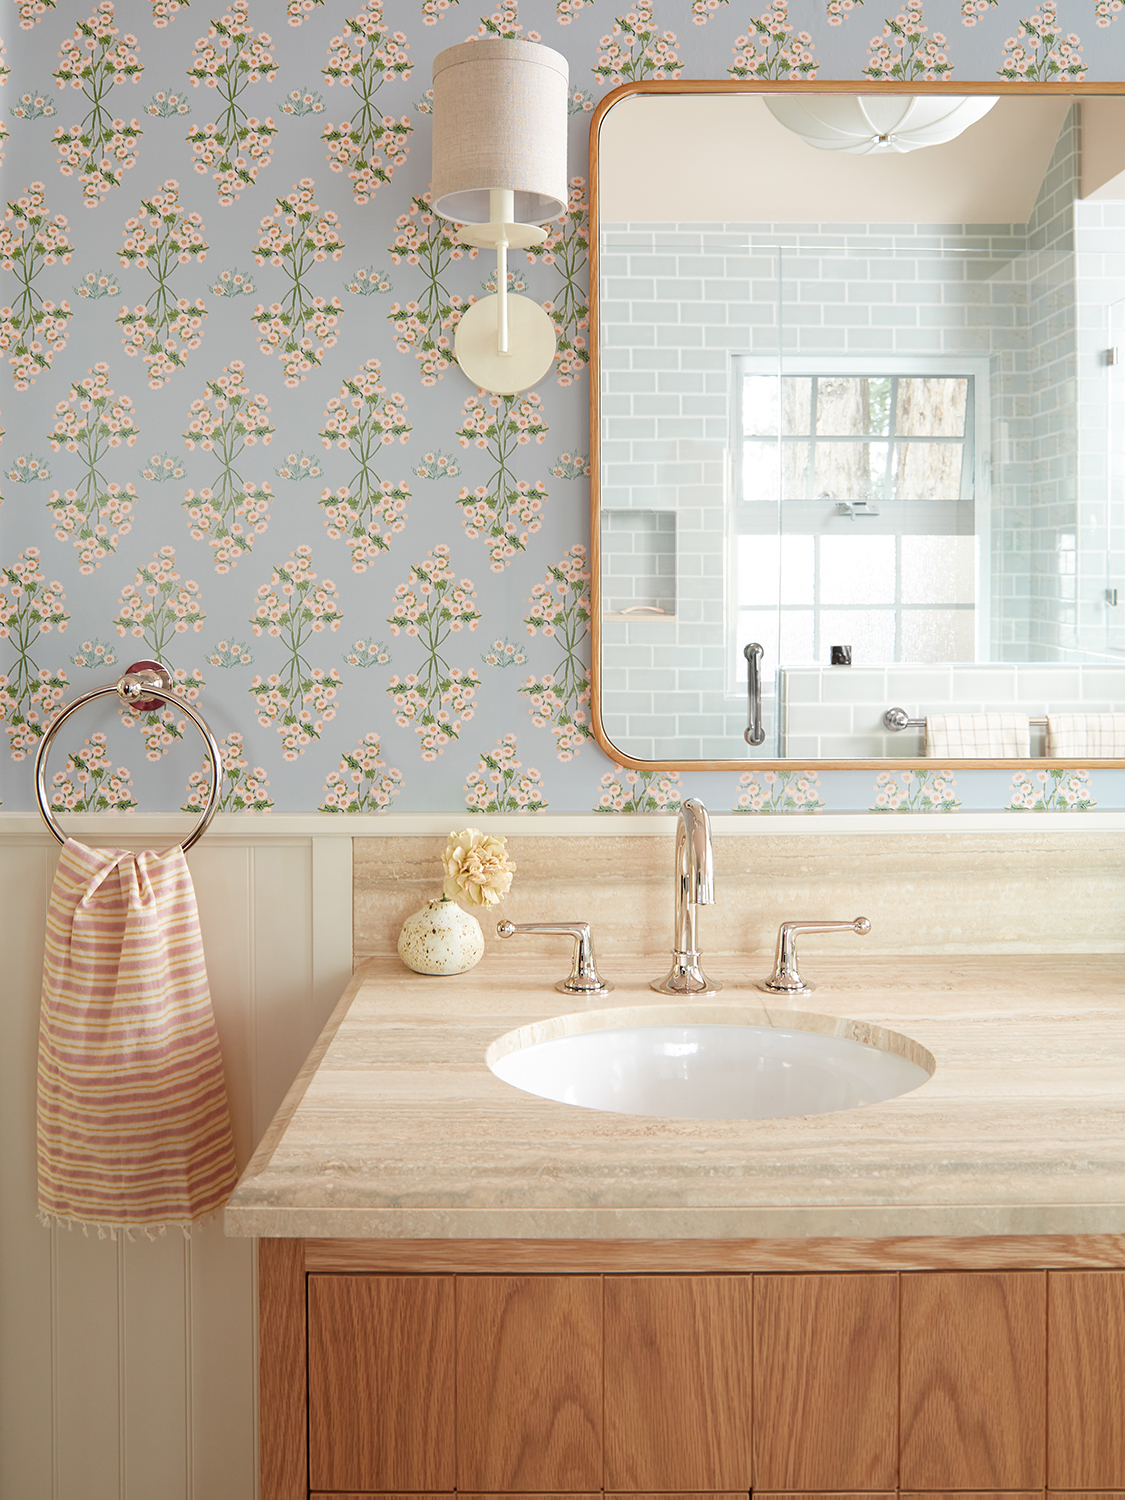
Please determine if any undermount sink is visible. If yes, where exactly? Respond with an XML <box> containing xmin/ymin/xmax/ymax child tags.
<box><xmin>487</xmin><ymin>1006</ymin><xmax>934</xmax><ymax>1121</ymax></box>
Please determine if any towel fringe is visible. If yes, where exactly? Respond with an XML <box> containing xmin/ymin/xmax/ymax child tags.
<box><xmin>37</xmin><ymin>1209</ymin><xmax>220</xmax><ymax>1241</ymax></box>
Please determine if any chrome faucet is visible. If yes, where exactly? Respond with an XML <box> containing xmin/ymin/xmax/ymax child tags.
<box><xmin>651</xmin><ymin>796</ymin><xmax>721</xmax><ymax>997</ymax></box>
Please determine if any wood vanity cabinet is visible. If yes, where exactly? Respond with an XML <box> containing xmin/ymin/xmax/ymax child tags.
<box><xmin>261</xmin><ymin>1242</ymin><xmax>1125</xmax><ymax>1500</ymax></box>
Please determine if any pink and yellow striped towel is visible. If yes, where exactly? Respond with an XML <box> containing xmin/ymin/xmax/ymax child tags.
<box><xmin>37</xmin><ymin>839</ymin><xmax>237</xmax><ymax>1236</ymax></box>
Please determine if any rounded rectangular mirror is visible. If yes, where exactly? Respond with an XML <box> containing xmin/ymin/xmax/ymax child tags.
<box><xmin>589</xmin><ymin>84</ymin><xmax>1125</xmax><ymax>770</ymax></box>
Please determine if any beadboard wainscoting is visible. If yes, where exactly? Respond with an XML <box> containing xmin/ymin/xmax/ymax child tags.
<box><xmin>0</xmin><ymin>818</ymin><xmax>352</xmax><ymax>1500</ymax></box>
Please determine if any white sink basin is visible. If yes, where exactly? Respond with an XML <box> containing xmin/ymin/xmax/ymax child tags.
<box><xmin>487</xmin><ymin>1008</ymin><xmax>933</xmax><ymax>1120</ymax></box>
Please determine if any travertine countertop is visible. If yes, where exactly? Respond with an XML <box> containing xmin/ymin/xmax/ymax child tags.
<box><xmin>224</xmin><ymin>952</ymin><xmax>1125</xmax><ymax>1240</ymax></box>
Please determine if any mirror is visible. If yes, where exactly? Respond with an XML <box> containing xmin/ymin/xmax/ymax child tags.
<box><xmin>590</xmin><ymin>86</ymin><xmax>1125</xmax><ymax>768</ymax></box>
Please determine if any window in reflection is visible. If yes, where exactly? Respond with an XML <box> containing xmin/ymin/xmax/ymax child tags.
<box><xmin>733</xmin><ymin>360</ymin><xmax>985</xmax><ymax>676</ymax></box>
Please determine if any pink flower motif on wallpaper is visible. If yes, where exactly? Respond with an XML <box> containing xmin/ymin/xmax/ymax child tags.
<box><xmin>691</xmin><ymin>0</ymin><xmax>729</xmax><ymax>24</ymax></box>
<box><xmin>523</xmin><ymin>178</ymin><xmax>589</xmax><ymax>386</ymax></box>
<box><xmin>115</xmin><ymin>180</ymin><xmax>208</xmax><ymax>387</ymax></box>
<box><xmin>45</xmin><ymin>363</ymin><xmax>139</xmax><ymax>571</ymax></box>
<box><xmin>826</xmin><ymin>0</ymin><xmax>864</xmax><ymax>24</ymax></box>
<box><xmin>152</xmin><ymin>0</ymin><xmax>190</xmax><ymax>26</ymax></box>
<box><xmin>0</xmin><ymin>182</ymin><xmax>74</xmax><ymax>389</ymax></box>
<box><xmin>321</xmin><ymin>2</ymin><xmax>413</xmax><ymax>205</ymax></box>
<box><xmin>1094</xmin><ymin>0</ymin><xmax>1123</xmax><ymax>25</ymax></box>
<box><xmin>248</xmin><ymin>546</ymin><xmax>343</xmax><ymax>759</ymax></box>
<box><xmin>186</xmin><ymin>0</ymin><xmax>278</xmax><ymax>204</ymax></box>
<box><xmin>455</xmin><ymin>392</ymin><xmax>548</xmax><ymax>570</ymax></box>
<box><xmin>14</xmin><ymin>0</ymin><xmax>56</xmax><ymax>29</ymax></box>
<box><xmin>184</xmin><ymin>730</ymin><xmax>274</xmax><ymax>812</ymax></box>
<box><xmin>52</xmin><ymin>2</ymin><xmax>144</xmax><ymax>207</ymax></box>
<box><xmin>182</xmin><ymin>360</ymin><xmax>275</xmax><ymax>570</ymax></box>
<box><xmin>1007</xmin><ymin>768</ymin><xmax>1097</xmax><ymax>811</ymax></box>
<box><xmin>112</xmin><ymin>546</ymin><xmax>205</xmax><ymax>658</ymax></box>
<box><xmin>478</xmin><ymin>1</ymin><xmax>539</xmax><ymax>40</ymax></box>
<box><xmin>518</xmin><ymin>545</ymin><xmax>592</xmax><ymax>761</ymax></box>
<box><xmin>464</xmin><ymin>735</ymin><xmax>548</xmax><ymax>813</ymax></box>
<box><xmin>999</xmin><ymin>3</ymin><xmax>1086</xmax><ymax>78</ymax></box>
<box><xmin>960</xmin><ymin>0</ymin><xmax>996</xmax><ymax>24</ymax></box>
<box><xmin>287</xmin><ymin>0</ymin><xmax>325</xmax><ymax>23</ymax></box>
<box><xmin>863</xmin><ymin>0</ymin><xmax>952</xmax><ymax>79</ymax></box>
<box><xmin>318</xmin><ymin>359</ymin><xmax>411</xmax><ymax>571</ymax></box>
<box><xmin>870</xmin><ymin>769</ymin><xmax>961</xmax><ymax>812</ymax></box>
<box><xmin>48</xmin><ymin>732</ymin><xmax>137</xmax><ymax>812</ymax></box>
<box><xmin>736</xmin><ymin>769</ymin><xmax>824</xmax><ymax>813</ymax></box>
<box><xmin>251</xmin><ymin>179</ymin><xmax>344</xmax><ymax>385</ymax></box>
<box><xmin>729</xmin><ymin>3</ymin><xmax>818</xmax><ymax>78</ymax></box>
<box><xmin>385</xmin><ymin>544</ymin><xmax>481</xmax><ymax>759</ymax></box>
<box><xmin>592</xmin><ymin>2</ymin><xmax>682</xmax><ymax>86</ymax></box>
<box><xmin>0</xmin><ymin>548</ymin><xmax>69</xmax><ymax>760</ymax></box>
<box><xmin>319</xmin><ymin>731</ymin><xmax>404</xmax><ymax>812</ymax></box>
<box><xmin>386</xmin><ymin>192</ymin><xmax>476</xmax><ymax>385</ymax></box>
<box><xmin>595</xmin><ymin>765</ymin><xmax>683</xmax><ymax>813</ymax></box>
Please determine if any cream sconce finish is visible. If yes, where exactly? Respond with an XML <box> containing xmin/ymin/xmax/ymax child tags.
<box><xmin>431</xmin><ymin>38</ymin><xmax>568</xmax><ymax>394</ymax></box>
<box><xmin>588</xmin><ymin>82</ymin><xmax>1125</xmax><ymax>771</ymax></box>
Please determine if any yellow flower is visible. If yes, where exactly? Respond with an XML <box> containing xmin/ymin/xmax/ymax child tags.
<box><xmin>442</xmin><ymin>827</ymin><xmax>514</xmax><ymax>907</ymax></box>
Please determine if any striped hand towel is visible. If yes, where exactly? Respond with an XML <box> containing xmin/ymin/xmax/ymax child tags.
<box><xmin>924</xmin><ymin>712</ymin><xmax>1031</xmax><ymax>758</ymax></box>
<box><xmin>1047</xmin><ymin>713</ymin><xmax>1125</xmax><ymax>757</ymax></box>
<box><xmin>37</xmin><ymin>839</ymin><xmax>237</xmax><ymax>1237</ymax></box>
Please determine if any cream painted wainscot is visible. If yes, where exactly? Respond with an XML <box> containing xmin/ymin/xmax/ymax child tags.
<box><xmin>222</xmin><ymin>814</ymin><xmax>1125</xmax><ymax>1500</ymax></box>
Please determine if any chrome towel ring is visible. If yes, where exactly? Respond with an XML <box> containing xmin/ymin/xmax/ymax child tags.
<box><xmin>33</xmin><ymin>661</ymin><xmax>223</xmax><ymax>853</ymax></box>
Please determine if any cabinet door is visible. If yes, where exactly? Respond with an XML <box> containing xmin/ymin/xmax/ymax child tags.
<box><xmin>457</xmin><ymin>1276</ymin><xmax>602</xmax><ymax>1492</ymax></box>
<box><xmin>900</xmin><ymin>1271</ymin><xmax>1046</xmax><ymax>1490</ymax></box>
<box><xmin>1048</xmin><ymin>1270</ymin><xmax>1125</xmax><ymax>1488</ymax></box>
<box><xmin>754</xmin><ymin>1272</ymin><xmax>898</xmax><ymax>1491</ymax></box>
<box><xmin>604</xmin><ymin>1275</ymin><xmax>752</xmax><ymax>1492</ymax></box>
<box><xmin>307</xmin><ymin>1275</ymin><xmax>455</xmax><ymax>1494</ymax></box>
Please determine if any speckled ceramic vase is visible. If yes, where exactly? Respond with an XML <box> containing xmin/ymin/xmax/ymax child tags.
<box><xmin>398</xmin><ymin>897</ymin><xmax>485</xmax><ymax>975</ymax></box>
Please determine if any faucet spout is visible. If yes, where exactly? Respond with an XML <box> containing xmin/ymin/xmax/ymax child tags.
<box><xmin>651</xmin><ymin>796</ymin><xmax>722</xmax><ymax>998</ymax></box>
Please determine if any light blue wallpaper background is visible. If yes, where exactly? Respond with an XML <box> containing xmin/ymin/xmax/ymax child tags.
<box><xmin>2</xmin><ymin>0</ymin><xmax>1124</xmax><ymax>815</ymax></box>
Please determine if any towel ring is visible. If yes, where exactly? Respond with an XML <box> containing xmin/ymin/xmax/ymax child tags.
<box><xmin>34</xmin><ymin>663</ymin><xmax>223</xmax><ymax>853</ymax></box>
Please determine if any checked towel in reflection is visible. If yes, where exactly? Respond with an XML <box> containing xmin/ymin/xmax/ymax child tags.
<box><xmin>37</xmin><ymin>839</ymin><xmax>237</xmax><ymax>1236</ymax></box>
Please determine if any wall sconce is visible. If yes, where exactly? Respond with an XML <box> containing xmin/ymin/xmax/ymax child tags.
<box><xmin>764</xmin><ymin>94</ymin><xmax>998</xmax><ymax>155</ymax></box>
<box><xmin>431</xmin><ymin>38</ymin><xmax>569</xmax><ymax>395</ymax></box>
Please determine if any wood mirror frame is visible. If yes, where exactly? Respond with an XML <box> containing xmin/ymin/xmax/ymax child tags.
<box><xmin>587</xmin><ymin>80</ymin><xmax>1125</xmax><ymax>773</ymax></box>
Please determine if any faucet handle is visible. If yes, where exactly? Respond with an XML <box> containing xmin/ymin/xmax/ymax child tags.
<box><xmin>757</xmin><ymin>917</ymin><xmax>871</xmax><ymax>995</ymax></box>
<box><xmin>496</xmin><ymin>920</ymin><xmax>613</xmax><ymax>996</ymax></box>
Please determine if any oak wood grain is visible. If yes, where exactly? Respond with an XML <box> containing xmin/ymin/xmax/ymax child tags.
<box><xmin>1048</xmin><ymin>1270</ymin><xmax>1125</xmax><ymax>1488</ymax></box>
<box><xmin>754</xmin><ymin>1272</ymin><xmax>898</xmax><ymax>1490</ymax></box>
<box><xmin>456</xmin><ymin>1276</ymin><xmax>602</xmax><ymax>1491</ymax></box>
<box><xmin>258</xmin><ymin>1238</ymin><xmax>306</xmax><ymax>1500</ymax></box>
<box><xmin>302</xmin><ymin>1233</ymin><xmax>1125</xmax><ymax>1275</ymax></box>
<box><xmin>900</xmin><ymin>1271</ymin><xmax>1046</xmax><ymax>1489</ymax></box>
<box><xmin>604</xmin><ymin>1274</ymin><xmax>752</xmax><ymax>1491</ymax></box>
<box><xmin>307</xmin><ymin>1274</ymin><xmax>455</xmax><ymax>1493</ymax></box>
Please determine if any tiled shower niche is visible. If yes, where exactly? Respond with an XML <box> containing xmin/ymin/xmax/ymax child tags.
<box><xmin>600</xmin><ymin>508</ymin><xmax>677</xmax><ymax>618</ymax></box>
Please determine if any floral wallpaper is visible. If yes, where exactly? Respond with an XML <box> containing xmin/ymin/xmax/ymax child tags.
<box><xmin>1</xmin><ymin>0</ymin><xmax>1123</xmax><ymax>816</ymax></box>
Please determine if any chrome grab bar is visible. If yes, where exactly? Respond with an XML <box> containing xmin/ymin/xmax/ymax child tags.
<box><xmin>744</xmin><ymin>642</ymin><xmax>765</xmax><ymax>746</ymax></box>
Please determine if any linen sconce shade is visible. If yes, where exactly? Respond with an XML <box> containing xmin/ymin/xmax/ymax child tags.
<box><xmin>431</xmin><ymin>39</ymin><xmax>569</xmax><ymax>226</ymax></box>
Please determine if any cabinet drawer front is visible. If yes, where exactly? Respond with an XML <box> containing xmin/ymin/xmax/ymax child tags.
<box><xmin>1048</xmin><ymin>1270</ymin><xmax>1125</xmax><ymax>1488</ymax></box>
<box><xmin>754</xmin><ymin>1273</ymin><xmax>898</xmax><ymax>1490</ymax></box>
<box><xmin>900</xmin><ymin>1271</ymin><xmax>1046</xmax><ymax>1490</ymax></box>
<box><xmin>308</xmin><ymin>1275</ymin><xmax>455</xmax><ymax>1493</ymax></box>
<box><xmin>604</xmin><ymin>1275</ymin><xmax>752</xmax><ymax>1492</ymax></box>
<box><xmin>457</xmin><ymin>1276</ymin><xmax>602</xmax><ymax>1491</ymax></box>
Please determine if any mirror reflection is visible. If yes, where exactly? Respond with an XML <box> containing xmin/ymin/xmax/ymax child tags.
<box><xmin>593</xmin><ymin>90</ymin><xmax>1125</xmax><ymax>764</ymax></box>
